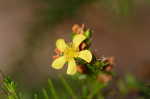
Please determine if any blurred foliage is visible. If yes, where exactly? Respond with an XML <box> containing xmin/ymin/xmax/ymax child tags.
<box><xmin>0</xmin><ymin>76</ymin><xmax>106</xmax><ymax>99</ymax></box>
<box><xmin>0</xmin><ymin>75</ymin><xmax>149</xmax><ymax>99</ymax></box>
<box><xmin>41</xmin><ymin>0</ymin><xmax>135</xmax><ymax>26</ymax></box>
<box><xmin>101</xmin><ymin>0</ymin><xmax>134</xmax><ymax>16</ymax></box>
<box><xmin>0</xmin><ymin>77</ymin><xmax>21</xmax><ymax>99</ymax></box>
<box><xmin>41</xmin><ymin>0</ymin><xmax>94</xmax><ymax>24</ymax></box>
<box><xmin>118</xmin><ymin>74</ymin><xmax>150</xmax><ymax>99</ymax></box>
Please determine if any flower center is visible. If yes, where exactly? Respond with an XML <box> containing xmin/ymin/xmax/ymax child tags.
<box><xmin>64</xmin><ymin>44</ymin><xmax>79</xmax><ymax>61</ymax></box>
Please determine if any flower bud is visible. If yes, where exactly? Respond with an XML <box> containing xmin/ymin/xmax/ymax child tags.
<box><xmin>97</xmin><ymin>74</ymin><xmax>112</xmax><ymax>83</ymax></box>
<box><xmin>105</xmin><ymin>65</ymin><xmax>113</xmax><ymax>72</ymax></box>
<box><xmin>72</xmin><ymin>24</ymin><xmax>80</xmax><ymax>33</ymax></box>
<box><xmin>84</xmin><ymin>29</ymin><xmax>92</xmax><ymax>38</ymax></box>
<box><xmin>52</xmin><ymin>55</ymin><xmax>59</xmax><ymax>59</ymax></box>
<box><xmin>54</xmin><ymin>48</ymin><xmax>61</xmax><ymax>55</ymax></box>
<box><xmin>76</xmin><ymin>65</ymin><xmax>87</xmax><ymax>74</ymax></box>
<box><xmin>105</xmin><ymin>57</ymin><xmax>115</xmax><ymax>65</ymax></box>
<box><xmin>79</xmin><ymin>43</ymin><xmax>87</xmax><ymax>50</ymax></box>
<box><xmin>72</xmin><ymin>24</ymin><xmax>84</xmax><ymax>34</ymax></box>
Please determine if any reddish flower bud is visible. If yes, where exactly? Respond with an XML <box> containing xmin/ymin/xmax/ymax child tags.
<box><xmin>54</xmin><ymin>48</ymin><xmax>61</xmax><ymax>55</ymax></box>
<box><xmin>97</xmin><ymin>74</ymin><xmax>112</xmax><ymax>83</ymax></box>
<box><xmin>52</xmin><ymin>55</ymin><xmax>59</xmax><ymax>59</ymax></box>
<box><xmin>72</xmin><ymin>24</ymin><xmax>80</xmax><ymax>33</ymax></box>
<box><xmin>76</xmin><ymin>65</ymin><xmax>87</xmax><ymax>74</ymax></box>
<box><xmin>72</xmin><ymin>24</ymin><xmax>85</xmax><ymax>34</ymax></box>
<box><xmin>79</xmin><ymin>43</ymin><xmax>87</xmax><ymax>50</ymax></box>
<box><xmin>106</xmin><ymin>57</ymin><xmax>115</xmax><ymax>65</ymax></box>
<box><xmin>105</xmin><ymin>65</ymin><xmax>113</xmax><ymax>72</ymax></box>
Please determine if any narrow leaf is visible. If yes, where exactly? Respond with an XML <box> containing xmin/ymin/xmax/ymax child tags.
<box><xmin>42</xmin><ymin>88</ymin><xmax>49</xmax><ymax>99</ymax></box>
<box><xmin>48</xmin><ymin>79</ymin><xmax>59</xmax><ymax>99</ymax></box>
<box><xmin>60</xmin><ymin>76</ymin><xmax>77</xmax><ymax>99</ymax></box>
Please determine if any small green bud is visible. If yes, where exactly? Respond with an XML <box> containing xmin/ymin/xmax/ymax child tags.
<box><xmin>84</xmin><ymin>29</ymin><xmax>92</xmax><ymax>38</ymax></box>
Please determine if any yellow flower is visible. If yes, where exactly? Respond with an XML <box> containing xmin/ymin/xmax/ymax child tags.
<box><xmin>51</xmin><ymin>34</ymin><xmax>92</xmax><ymax>75</ymax></box>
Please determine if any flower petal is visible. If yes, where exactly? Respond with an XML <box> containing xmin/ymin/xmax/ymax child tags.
<box><xmin>67</xmin><ymin>59</ymin><xmax>77</xmax><ymax>75</ymax></box>
<box><xmin>56</xmin><ymin>39</ymin><xmax>67</xmax><ymax>52</ymax></box>
<box><xmin>78</xmin><ymin>50</ymin><xmax>92</xmax><ymax>63</ymax></box>
<box><xmin>52</xmin><ymin>56</ymin><xmax>66</xmax><ymax>69</ymax></box>
<box><xmin>73</xmin><ymin>34</ymin><xmax>86</xmax><ymax>48</ymax></box>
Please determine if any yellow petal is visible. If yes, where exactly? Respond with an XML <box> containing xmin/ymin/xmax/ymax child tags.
<box><xmin>52</xmin><ymin>56</ymin><xmax>66</xmax><ymax>69</ymax></box>
<box><xmin>67</xmin><ymin>59</ymin><xmax>77</xmax><ymax>75</ymax></box>
<box><xmin>78</xmin><ymin>50</ymin><xmax>92</xmax><ymax>63</ymax></box>
<box><xmin>56</xmin><ymin>39</ymin><xmax>67</xmax><ymax>52</ymax></box>
<box><xmin>73</xmin><ymin>34</ymin><xmax>86</xmax><ymax>48</ymax></box>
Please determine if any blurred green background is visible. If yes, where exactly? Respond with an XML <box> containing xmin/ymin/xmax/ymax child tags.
<box><xmin>0</xmin><ymin>0</ymin><xmax>150</xmax><ymax>92</ymax></box>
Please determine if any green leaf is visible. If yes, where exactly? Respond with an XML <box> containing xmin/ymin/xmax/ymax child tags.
<box><xmin>48</xmin><ymin>79</ymin><xmax>59</xmax><ymax>99</ymax></box>
<box><xmin>42</xmin><ymin>88</ymin><xmax>49</xmax><ymax>99</ymax></box>
<box><xmin>118</xmin><ymin>80</ymin><xmax>128</xmax><ymax>94</ymax></box>
<box><xmin>87</xmin><ymin>81</ymin><xmax>106</xmax><ymax>99</ymax></box>
<box><xmin>82</xmin><ymin>86</ymin><xmax>88</xmax><ymax>99</ymax></box>
<box><xmin>3</xmin><ymin>77</ymin><xmax>20</xmax><ymax>99</ymax></box>
<box><xmin>34</xmin><ymin>93</ymin><xmax>38</xmax><ymax>99</ymax></box>
<box><xmin>60</xmin><ymin>76</ymin><xmax>77</xmax><ymax>99</ymax></box>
